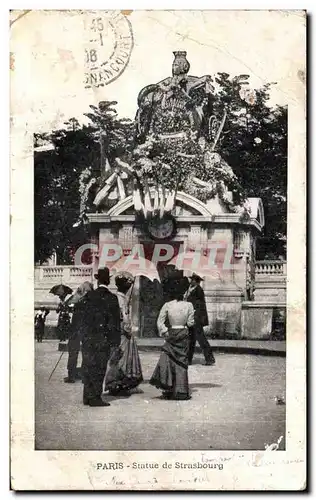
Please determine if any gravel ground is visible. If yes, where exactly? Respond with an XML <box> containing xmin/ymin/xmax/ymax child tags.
<box><xmin>35</xmin><ymin>341</ymin><xmax>286</xmax><ymax>451</ymax></box>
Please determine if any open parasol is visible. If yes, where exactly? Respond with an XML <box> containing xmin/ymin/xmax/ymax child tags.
<box><xmin>49</xmin><ymin>284</ymin><xmax>73</xmax><ymax>297</ymax></box>
<box><xmin>64</xmin><ymin>281</ymin><xmax>94</xmax><ymax>306</ymax></box>
<box><xmin>110</xmin><ymin>255</ymin><xmax>160</xmax><ymax>283</ymax></box>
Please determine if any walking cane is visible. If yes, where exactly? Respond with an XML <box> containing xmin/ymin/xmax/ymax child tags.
<box><xmin>48</xmin><ymin>351</ymin><xmax>64</xmax><ymax>381</ymax></box>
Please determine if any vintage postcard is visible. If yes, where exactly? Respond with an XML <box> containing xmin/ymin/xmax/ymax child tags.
<box><xmin>10</xmin><ymin>9</ymin><xmax>306</xmax><ymax>490</ymax></box>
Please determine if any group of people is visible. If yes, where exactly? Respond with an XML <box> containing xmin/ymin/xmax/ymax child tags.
<box><xmin>62</xmin><ymin>267</ymin><xmax>142</xmax><ymax>407</ymax></box>
<box><xmin>39</xmin><ymin>267</ymin><xmax>216</xmax><ymax>406</ymax></box>
<box><xmin>34</xmin><ymin>308</ymin><xmax>49</xmax><ymax>343</ymax></box>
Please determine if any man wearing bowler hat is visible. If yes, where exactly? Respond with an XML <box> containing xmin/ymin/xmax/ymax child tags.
<box><xmin>82</xmin><ymin>267</ymin><xmax>121</xmax><ymax>406</ymax></box>
<box><xmin>185</xmin><ymin>273</ymin><xmax>215</xmax><ymax>366</ymax></box>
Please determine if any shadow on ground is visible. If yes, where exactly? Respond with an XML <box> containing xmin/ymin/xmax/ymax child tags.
<box><xmin>35</xmin><ymin>344</ymin><xmax>286</xmax><ymax>451</ymax></box>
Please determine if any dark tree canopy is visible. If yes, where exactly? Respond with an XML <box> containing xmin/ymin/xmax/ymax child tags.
<box><xmin>215</xmin><ymin>80</ymin><xmax>287</xmax><ymax>259</ymax></box>
<box><xmin>34</xmin><ymin>77</ymin><xmax>287</xmax><ymax>264</ymax></box>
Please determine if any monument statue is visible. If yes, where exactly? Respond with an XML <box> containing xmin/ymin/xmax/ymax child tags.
<box><xmin>78</xmin><ymin>51</ymin><xmax>251</xmax><ymax>222</ymax></box>
<box><xmin>130</xmin><ymin>51</ymin><xmax>240</xmax><ymax>217</ymax></box>
<box><xmin>135</xmin><ymin>51</ymin><xmax>215</xmax><ymax>142</ymax></box>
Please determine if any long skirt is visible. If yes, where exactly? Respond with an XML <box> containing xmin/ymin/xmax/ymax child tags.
<box><xmin>57</xmin><ymin>313</ymin><xmax>71</xmax><ymax>341</ymax></box>
<box><xmin>104</xmin><ymin>335</ymin><xmax>143</xmax><ymax>391</ymax></box>
<box><xmin>149</xmin><ymin>327</ymin><xmax>190</xmax><ymax>399</ymax></box>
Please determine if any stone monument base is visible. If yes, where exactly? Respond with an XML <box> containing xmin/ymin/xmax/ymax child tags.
<box><xmin>87</xmin><ymin>191</ymin><xmax>265</xmax><ymax>339</ymax></box>
<box><xmin>204</xmin><ymin>285</ymin><xmax>243</xmax><ymax>338</ymax></box>
<box><xmin>241</xmin><ymin>302</ymin><xmax>286</xmax><ymax>340</ymax></box>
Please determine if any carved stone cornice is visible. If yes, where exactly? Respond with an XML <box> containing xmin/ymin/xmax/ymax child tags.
<box><xmin>86</xmin><ymin>212</ymin><xmax>262</xmax><ymax>232</ymax></box>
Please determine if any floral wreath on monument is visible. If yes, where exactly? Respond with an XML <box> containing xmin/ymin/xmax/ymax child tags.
<box><xmin>76</xmin><ymin>70</ymin><xmax>257</xmax><ymax>224</ymax></box>
<box><xmin>131</xmin><ymin>132</ymin><xmax>246</xmax><ymax>212</ymax></box>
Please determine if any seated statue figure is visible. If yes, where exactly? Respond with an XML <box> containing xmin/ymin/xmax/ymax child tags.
<box><xmin>87</xmin><ymin>52</ymin><xmax>235</xmax><ymax>219</ymax></box>
<box><xmin>135</xmin><ymin>51</ymin><xmax>216</xmax><ymax>143</ymax></box>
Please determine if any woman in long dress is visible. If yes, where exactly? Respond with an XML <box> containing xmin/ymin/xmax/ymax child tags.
<box><xmin>104</xmin><ymin>272</ymin><xmax>143</xmax><ymax>395</ymax></box>
<box><xmin>149</xmin><ymin>276</ymin><xmax>195</xmax><ymax>400</ymax></box>
<box><xmin>56</xmin><ymin>294</ymin><xmax>72</xmax><ymax>341</ymax></box>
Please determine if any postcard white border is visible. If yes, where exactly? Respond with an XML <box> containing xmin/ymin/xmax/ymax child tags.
<box><xmin>9</xmin><ymin>7</ymin><xmax>306</xmax><ymax>491</ymax></box>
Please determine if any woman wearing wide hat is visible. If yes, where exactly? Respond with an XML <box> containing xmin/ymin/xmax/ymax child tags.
<box><xmin>104</xmin><ymin>272</ymin><xmax>143</xmax><ymax>395</ymax></box>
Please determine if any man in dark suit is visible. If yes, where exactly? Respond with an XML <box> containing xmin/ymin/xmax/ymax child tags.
<box><xmin>185</xmin><ymin>273</ymin><xmax>215</xmax><ymax>366</ymax></box>
<box><xmin>82</xmin><ymin>267</ymin><xmax>121</xmax><ymax>407</ymax></box>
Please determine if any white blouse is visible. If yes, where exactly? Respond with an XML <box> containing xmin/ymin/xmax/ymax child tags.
<box><xmin>157</xmin><ymin>300</ymin><xmax>195</xmax><ymax>336</ymax></box>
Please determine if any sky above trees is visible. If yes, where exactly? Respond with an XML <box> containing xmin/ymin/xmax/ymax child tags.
<box><xmin>13</xmin><ymin>10</ymin><xmax>304</xmax><ymax>134</ymax></box>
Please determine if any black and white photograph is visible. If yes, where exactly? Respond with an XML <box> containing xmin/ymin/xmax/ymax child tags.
<box><xmin>10</xmin><ymin>8</ymin><xmax>306</xmax><ymax>490</ymax></box>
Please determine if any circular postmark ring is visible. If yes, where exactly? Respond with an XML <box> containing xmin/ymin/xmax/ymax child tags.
<box><xmin>84</xmin><ymin>11</ymin><xmax>133</xmax><ymax>88</ymax></box>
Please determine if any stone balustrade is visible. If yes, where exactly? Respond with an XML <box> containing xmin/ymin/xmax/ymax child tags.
<box><xmin>35</xmin><ymin>261</ymin><xmax>286</xmax><ymax>285</ymax></box>
<box><xmin>34</xmin><ymin>261</ymin><xmax>287</xmax><ymax>339</ymax></box>
<box><xmin>254</xmin><ymin>260</ymin><xmax>286</xmax><ymax>304</ymax></box>
<box><xmin>34</xmin><ymin>266</ymin><xmax>94</xmax><ymax>315</ymax></box>
<box><xmin>255</xmin><ymin>260</ymin><xmax>287</xmax><ymax>276</ymax></box>
<box><xmin>35</xmin><ymin>265</ymin><xmax>93</xmax><ymax>283</ymax></box>
<box><xmin>35</xmin><ymin>260</ymin><xmax>287</xmax><ymax>314</ymax></box>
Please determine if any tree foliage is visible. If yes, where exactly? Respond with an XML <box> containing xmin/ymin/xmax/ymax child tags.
<box><xmin>213</xmin><ymin>76</ymin><xmax>287</xmax><ymax>258</ymax></box>
<box><xmin>34</xmin><ymin>77</ymin><xmax>287</xmax><ymax>264</ymax></box>
<box><xmin>34</xmin><ymin>123</ymin><xmax>97</xmax><ymax>264</ymax></box>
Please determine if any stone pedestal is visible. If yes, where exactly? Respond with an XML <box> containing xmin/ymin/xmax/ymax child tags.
<box><xmin>241</xmin><ymin>301</ymin><xmax>286</xmax><ymax>340</ymax></box>
<box><xmin>241</xmin><ymin>303</ymin><xmax>273</xmax><ymax>340</ymax></box>
<box><xmin>203</xmin><ymin>285</ymin><xmax>243</xmax><ymax>338</ymax></box>
<box><xmin>86</xmin><ymin>191</ymin><xmax>264</xmax><ymax>339</ymax></box>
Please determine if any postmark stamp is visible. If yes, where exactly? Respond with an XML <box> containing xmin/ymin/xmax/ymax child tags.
<box><xmin>84</xmin><ymin>11</ymin><xmax>133</xmax><ymax>88</ymax></box>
